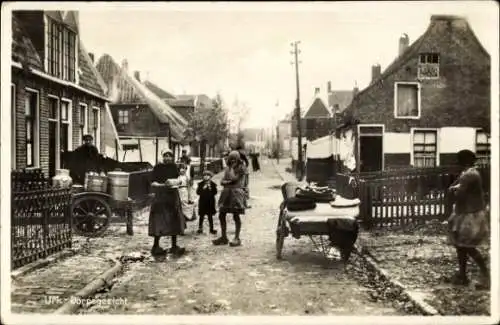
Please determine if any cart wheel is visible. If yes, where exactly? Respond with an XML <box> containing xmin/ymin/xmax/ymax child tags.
<box><xmin>276</xmin><ymin>211</ymin><xmax>287</xmax><ymax>260</ymax></box>
<box><xmin>72</xmin><ymin>195</ymin><xmax>112</xmax><ymax>237</ymax></box>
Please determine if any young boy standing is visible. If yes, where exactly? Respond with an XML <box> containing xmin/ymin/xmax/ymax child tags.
<box><xmin>196</xmin><ymin>170</ymin><xmax>218</xmax><ymax>234</ymax></box>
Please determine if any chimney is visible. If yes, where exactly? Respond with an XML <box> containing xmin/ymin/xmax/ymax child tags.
<box><xmin>371</xmin><ymin>64</ymin><xmax>381</xmax><ymax>84</ymax></box>
<box><xmin>134</xmin><ymin>71</ymin><xmax>141</xmax><ymax>82</ymax></box>
<box><xmin>88</xmin><ymin>52</ymin><xmax>94</xmax><ymax>63</ymax></box>
<box><xmin>314</xmin><ymin>87</ymin><xmax>320</xmax><ymax>96</ymax></box>
<box><xmin>327</xmin><ymin>81</ymin><xmax>332</xmax><ymax>94</ymax></box>
<box><xmin>399</xmin><ymin>33</ymin><xmax>410</xmax><ymax>56</ymax></box>
<box><xmin>353</xmin><ymin>84</ymin><xmax>359</xmax><ymax>97</ymax></box>
<box><xmin>121</xmin><ymin>59</ymin><xmax>128</xmax><ymax>72</ymax></box>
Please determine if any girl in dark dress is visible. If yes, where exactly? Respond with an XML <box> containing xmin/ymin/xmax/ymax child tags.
<box><xmin>213</xmin><ymin>151</ymin><xmax>247</xmax><ymax>247</ymax></box>
<box><xmin>149</xmin><ymin>150</ymin><xmax>186</xmax><ymax>256</ymax></box>
<box><xmin>196</xmin><ymin>170</ymin><xmax>218</xmax><ymax>235</ymax></box>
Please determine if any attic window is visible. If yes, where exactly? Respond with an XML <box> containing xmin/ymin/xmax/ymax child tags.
<box><xmin>418</xmin><ymin>53</ymin><xmax>440</xmax><ymax>79</ymax></box>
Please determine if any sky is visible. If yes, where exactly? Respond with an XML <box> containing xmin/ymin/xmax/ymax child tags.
<box><xmin>75</xmin><ymin>1</ymin><xmax>498</xmax><ymax>129</ymax></box>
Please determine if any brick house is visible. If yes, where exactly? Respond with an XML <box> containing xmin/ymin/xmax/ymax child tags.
<box><xmin>10</xmin><ymin>10</ymin><xmax>120</xmax><ymax>178</ymax></box>
<box><xmin>340</xmin><ymin>15</ymin><xmax>490</xmax><ymax>172</ymax></box>
<box><xmin>143</xmin><ymin>81</ymin><xmax>221</xmax><ymax>158</ymax></box>
<box><xmin>95</xmin><ymin>54</ymin><xmax>188</xmax><ymax>165</ymax></box>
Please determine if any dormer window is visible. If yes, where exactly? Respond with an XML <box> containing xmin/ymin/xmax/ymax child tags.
<box><xmin>46</xmin><ymin>17</ymin><xmax>77</xmax><ymax>82</ymax></box>
<box><xmin>418</xmin><ymin>53</ymin><xmax>440</xmax><ymax>79</ymax></box>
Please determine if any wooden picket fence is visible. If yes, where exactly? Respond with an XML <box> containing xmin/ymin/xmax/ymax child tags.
<box><xmin>337</xmin><ymin>164</ymin><xmax>490</xmax><ymax>229</ymax></box>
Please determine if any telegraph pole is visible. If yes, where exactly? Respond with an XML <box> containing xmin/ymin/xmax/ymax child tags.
<box><xmin>291</xmin><ymin>41</ymin><xmax>303</xmax><ymax>181</ymax></box>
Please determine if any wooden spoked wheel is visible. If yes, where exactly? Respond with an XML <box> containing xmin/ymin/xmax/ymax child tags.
<box><xmin>72</xmin><ymin>195</ymin><xmax>112</xmax><ymax>237</ymax></box>
<box><xmin>276</xmin><ymin>211</ymin><xmax>289</xmax><ymax>260</ymax></box>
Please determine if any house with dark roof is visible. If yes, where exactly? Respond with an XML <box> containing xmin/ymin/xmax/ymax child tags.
<box><xmin>10</xmin><ymin>10</ymin><xmax>120</xmax><ymax>177</ymax></box>
<box><xmin>95</xmin><ymin>55</ymin><xmax>189</xmax><ymax>164</ymax></box>
<box><xmin>340</xmin><ymin>15</ymin><xmax>490</xmax><ymax>172</ymax></box>
<box><xmin>143</xmin><ymin>82</ymin><xmax>220</xmax><ymax>157</ymax></box>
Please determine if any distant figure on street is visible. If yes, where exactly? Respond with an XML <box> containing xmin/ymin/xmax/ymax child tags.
<box><xmin>213</xmin><ymin>150</ymin><xmax>247</xmax><ymax>247</ymax></box>
<box><xmin>196</xmin><ymin>170</ymin><xmax>218</xmax><ymax>235</ymax></box>
<box><xmin>249</xmin><ymin>150</ymin><xmax>261</xmax><ymax>172</ymax></box>
<box><xmin>149</xmin><ymin>150</ymin><xmax>186</xmax><ymax>257</ymax></box>
<box><xmin>179</xmin><ymin>149</ymin><xmax>194</xmax><ymax>204</ymax></box>
<box><xmin>70</xmin><ymin>134</ymin><xmax>102</xmax><ymax>184</ymax></box>
<box><xmin>445</xmin><ymin>149</ymin><xmax>489</xmax><ymax>289</ymax></box>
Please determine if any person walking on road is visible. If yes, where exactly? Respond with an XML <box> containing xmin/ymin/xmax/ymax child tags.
<box><xmin>196</xmin><ymin>170</ymin><xmax>218</xmax><ymax>235</ymax></box>
<box><xmin>445</xmin><ymin>149</ymin><xmax>489</xmax><ymax>289</ymax></box>
<box><xmin>213</xmin><ymin>150</ymin><xmax>247</xmax><ymax>247</ymax></box>
<box><xmin>149</xmin><ymin>150</ymin><xmax>186</xmax><ymax>257</ymax></box>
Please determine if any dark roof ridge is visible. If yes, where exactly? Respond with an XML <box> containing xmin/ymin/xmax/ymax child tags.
<box><xmin>430</xmin><ymin>14</ymin><xmax>466</xmax><ymax>21</ymax></box>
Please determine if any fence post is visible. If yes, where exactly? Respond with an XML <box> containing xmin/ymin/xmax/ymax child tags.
<box><xmin>359</xmin><ymin>180</ymin><xmax>373</xmax><ymax>230</ymax></box>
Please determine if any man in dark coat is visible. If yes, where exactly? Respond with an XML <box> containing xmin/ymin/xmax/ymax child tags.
<box><xmin>71</xmin><ymin>134</ymin><xmax>101</xmax><ymax>184</ymax></box>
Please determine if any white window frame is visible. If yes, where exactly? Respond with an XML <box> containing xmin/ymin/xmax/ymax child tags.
<box><xmin>47</xmin><ymin>94</ymin><xmax>61</xmax><ymax>170</ymax></box>
<box><xmin>118</xmin><ymin>109</ymin><xmax>129</xmax><ymax>125</ymax></box>
<box><xmin>357</xmin><ymin>124</ymin><xmax>385</xmax><ymax>171</ymax></box>
<box><xmin>79</xmin><ymin>103</ymin><xmax>88</xmax><ymax>143</ymax></box>
<box><xmin>11</xmin><ymin>84</ymin><xmax>16</xmax><ymax>169</ymax></box>
<box><xmin>44</xmin><ymin>14</ymin><xmax>78</xmax><ymax>83</ymax></box>
<box><xmin>394</xmin><ymin>82</ymin><xmax>421</xmax><ymax>120</ymax></box>
<box><xmin>475</xmin><ymin>129</ymin><xmax>491</xmax><ymax>164</ymax></box>
<box><xmin>410</xmin><ymin>128</ymin><xmax>439</xmax><ymax>167</ymax></box>
<box><xmin>60</xmin><ymin>98</ymin><xmax>73</xmax><ymax>151</ymax></box>
<box><xmin>25</xmin><ymin>87</ymin><xmax>40</xmax><ymax>168</ymax></box>
<box><xmin>92</xmin><ymin>106</ymin><xmax>101</xmax><ymax>150</ymax></box>
<box><xmin>417</xmin><ymin>53</ymin><xmax>440</xmax><ymax>80</ymax></box>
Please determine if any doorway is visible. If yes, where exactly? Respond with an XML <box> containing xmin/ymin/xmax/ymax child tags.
<box><xmin>48</xmin><ymin>121</ymin><xmax>57</xmax><ymax>178</ymax></box>
<box><xmin>359</xmin><ymin>136</ymin><xmax>383</xmax><ymax>172</ymax></box>
<box><xmin>358</xmin><ymin>125</ymin><xmax>384</xmax><ymax>172</ymax></box>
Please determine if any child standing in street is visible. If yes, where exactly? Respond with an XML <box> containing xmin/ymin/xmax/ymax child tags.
<box><xmin>178</xmin><ymin>164</ymin><xmax>196</xmax><ymax>222</ymax></box>
<box><xmin>196</xmin><ymin>170</ymin><xmax>218</xmax><ymax>235</ymax></box>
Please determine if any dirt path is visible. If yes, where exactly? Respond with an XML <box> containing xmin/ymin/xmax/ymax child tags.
<box><xmin>71</xmin><ymin>159</ymin><xmax>401</xmax><ymax>315</ymax></box>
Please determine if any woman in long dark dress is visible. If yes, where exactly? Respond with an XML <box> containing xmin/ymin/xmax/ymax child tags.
<box><xmin>149</xmin><ymin>150</ymin><xmax>186</xmax><ymax>256</ymax></box>
<box><xmin>212</xmin><ymin>151</ymin><xmax>247</xmax><ymax>247</ymax></box>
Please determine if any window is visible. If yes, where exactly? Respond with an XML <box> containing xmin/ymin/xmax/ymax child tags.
<box><xmin>79</xmin><ymin>104</ymin><xmax>88</xmax><ymax>143</ymax></box>
<box><xmin>413</xmin><ymin>130</ymin><xmax>437</xmax><ymax>167</ymax></box>
<box><xmin>46</xmin><ymin>17</ymin><xmax>77</xmax><ymax>82</ymax></box>
<box><xmin>418</xmin><ymin>53</ymin><xmax>440</xmax><ymax>79</ymax></box>
<box><xmin>92</xmin><ymin>107</ymin><xmax>100</xmax><ymax>149</ymax></box>
<box><xmin>25</xmin><ymin>90</ymin><xmax>38</xmax><ymax>167</ymax></box>
<box><xmin>11</xmin><ymin>84</ymin><xmax>16</xmax><ymax>169</ymax></box>
<box><xmin>60</xmin><ymin>101</ymin><xmax>71</xmax><ymax>156</ymax></box>
<box><xmin>118</xmin><ymin>109</ymin><xmax>129</xmax><ymax>124</ymax></box>
<box><xmin>475</xmin><ymin>130</ymin><xmax>490</xmax><ymax>165</ymax></box>
<box><xmin>395</xmin><ymin>83</ymin><xmax>420</xmax><ymax>118</ymax></box>
<box><xmin>48</xmin><ymin>96</ymin><xmax>59</xmax><ymax>176</ymax></box>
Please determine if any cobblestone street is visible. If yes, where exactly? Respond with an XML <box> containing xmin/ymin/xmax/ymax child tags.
<box><xmin>12</xmin><ymin>158</ymin><xmax>401</xmax><ymax>315</ymax></box>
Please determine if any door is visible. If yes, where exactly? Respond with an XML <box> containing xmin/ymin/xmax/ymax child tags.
<box><xmin>359</xmin><ymin>136</ymin><xmax>383</xmax><ymax>172</ymax></box>
<box><xmin>48</xmin><ymin>121</ymin><xmax>57</xmax><ymax>178</ymax></box>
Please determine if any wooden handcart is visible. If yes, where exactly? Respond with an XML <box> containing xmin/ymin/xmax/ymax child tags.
<box><xmin>63</xmin><ymin>153</ymin><xmax>154</xmax><ymax>237</ymax></box>
<box><xmin>276</xmin><ymin>182</ymin><xmax>361</xmax><ymax>265</ymax></box>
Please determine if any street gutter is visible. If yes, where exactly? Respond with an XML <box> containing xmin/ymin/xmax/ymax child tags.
<box><xmin>53</xmin><ymin>257</ymin><xmax>123</xmax><ymax>314</ymax></box>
